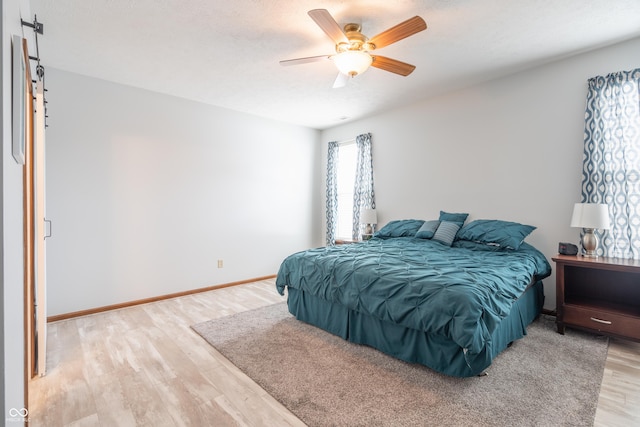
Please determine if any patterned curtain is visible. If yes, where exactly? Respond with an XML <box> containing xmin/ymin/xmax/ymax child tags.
<box><xmin>326</xmin><ymin>141</ymin><xmax>339</xmax><ymax>246</ymax></box>
<box><xmin>581</xmin><ymin>68</ymin><xmax>640</xmax><ymax>259</ymax></box>
<box><xmin>352</xmin><ymin>133</ymin><xmax>376</xmax><ymax>240</ymax></box>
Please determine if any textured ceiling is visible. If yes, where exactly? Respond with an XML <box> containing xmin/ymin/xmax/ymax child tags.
<box><xmin>29</xmin><ymin>0</ymin><xmax>640</xmax><ymax>129</ymax></box>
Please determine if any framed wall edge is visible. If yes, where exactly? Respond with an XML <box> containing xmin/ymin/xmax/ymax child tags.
<box><xmin>12</xmin><ymin>34</ymin><xmax>27</xmax><ymax>165</ymax></box>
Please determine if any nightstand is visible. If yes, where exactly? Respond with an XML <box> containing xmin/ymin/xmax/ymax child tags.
<box><xmin>553</xmin><ymin>254</ymin><xmax>640</xmax><ymax>341</ymax></box>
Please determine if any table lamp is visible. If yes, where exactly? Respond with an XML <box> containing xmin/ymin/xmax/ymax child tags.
<box><xmin>570</xmin><ymin>203</ymin><xmax>610</xmax><ymax>257</ymax></box>
<box><xmin>360</xmin><ymin>208</ymin><xmax>378</xmax><ymax>240</ymax></box>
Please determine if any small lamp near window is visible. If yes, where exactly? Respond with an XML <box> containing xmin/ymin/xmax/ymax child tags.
<box><xmin>360</xmin><ymin>208</ymin><xmax>378</xmax><ymax>241</ymax></box>
<box><xmin>570</xmin><ymin>203</ymin><xmax>610</xmax><ymax>257</ymax></box>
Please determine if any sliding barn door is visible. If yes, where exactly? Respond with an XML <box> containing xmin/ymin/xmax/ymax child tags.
<box><xmin>34</xmin><ymin>80</ymin><xmax>47</xmax><ymax>376</ymax></box>
<box><xmin>22</xmin><ymin>37</ymin><xmax>36</xmax><ymax>379</ymax></box>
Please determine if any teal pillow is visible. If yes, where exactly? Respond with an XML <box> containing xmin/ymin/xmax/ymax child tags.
<box><xmin>415</xmin><ymin>220</ymin><xmax>440</xmax><ymax>239</ymax></box>
<box><xmin>432</xmin><ymin>221</ymin><xmax>460</xmax><ymax>246</ymax></box>
<box><xmin>374</xmin><ymin>219</ymin><xmax>425</xmax><ymax>239</ymax></box>
<box><xmin>439</xmin><ymin>211</ymin><xmax>469</xmax><ymax>228</ymax></box>
<box><xmin>457</xmin><ymin>219</ymin><xmax>536</xmax><ymax>250</ymax></box>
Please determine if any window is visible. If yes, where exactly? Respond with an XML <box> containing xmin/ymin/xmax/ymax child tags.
<box><xmin>326</xmin><ymin>133</ymin><xmax>375</xmax><ymax>245</ymax></box>
<box><xmin>581</xmin><ymin>68</ymin><xmax>640</xmax><ymax>259</ymax></box>
<box><xmin>335</xmin><ymin>142</ymin><xmax>357</xmax><ymax>240</ymax></box>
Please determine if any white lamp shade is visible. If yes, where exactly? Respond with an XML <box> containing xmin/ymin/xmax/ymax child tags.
<box><xmin>360</xmin><ymin>208</ymin><xmax>378</xmax><ymax>224</ymax></box>
<box><xmin>333</xmin><ymin>51</ymin><xmax>372</xmax><ymax>76</ymax></box>
<box><xmin>570</xmin><ymin>203</ymin><xmax>610</xmax><ymax>229</ymax></box>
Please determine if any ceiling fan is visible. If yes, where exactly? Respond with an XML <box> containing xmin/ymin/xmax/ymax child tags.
<box><xmin>280</xmin><ymin>9</ymin><xmax>427</xmax><ymax>88</ymax></box>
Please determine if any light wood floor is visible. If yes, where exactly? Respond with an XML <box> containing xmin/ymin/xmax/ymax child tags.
<box><xmin>595</xmin><ymin>337</ymin><xmax>640</xmax><ymax>426</ymax></box>
<box><xmin>29</xmin><ymin>279</ymin><xmax>640</xmax><ymax>426</ymax></box>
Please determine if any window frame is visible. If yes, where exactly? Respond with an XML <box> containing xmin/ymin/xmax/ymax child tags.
<box><xmin>335</xmin><ymin>140</ymin><xmax>357</xmax><ymax>241</ymax></box>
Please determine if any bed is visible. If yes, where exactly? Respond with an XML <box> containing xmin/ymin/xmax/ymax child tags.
<box><xmin>275</xmin><ymin>215</ymin><xmax>552</xmax><ymax>377</ymax></box>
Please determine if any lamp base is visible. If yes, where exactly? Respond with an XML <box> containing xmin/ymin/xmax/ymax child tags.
<box><xmin>581</xmin><ymin>228</ymin><xmax>599</xmax><ymax>258</ymax></box>
<box><xmin>361</xmin><ymin>224</ymin><xmax>375</xmax><ymax>241</ymax></box>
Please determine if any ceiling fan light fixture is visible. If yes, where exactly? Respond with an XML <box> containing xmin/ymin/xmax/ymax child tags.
<box><xmin>333</xmin><ymin>50</ymin><xmax>372</xmax><ymax>77</ymax></box>
<box><xmin>282</xmin><ymin>10</ymin><xmax>426</xmax><ymax>86</ymax></box>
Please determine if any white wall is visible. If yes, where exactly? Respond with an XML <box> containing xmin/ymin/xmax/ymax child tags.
<box><xmin>1</xmin><ymin>0</ymin><xmax>32</xmax><ymax>419</ymax></box>
<box><xmin>321</xmin><ymin>36</ymin><xmax>640</xmax><ymax>310</ymax></box>
<box><xmin>45</xmin><ymin>69</ymin><xmax>321</xmax><ymax>316</ymax></box>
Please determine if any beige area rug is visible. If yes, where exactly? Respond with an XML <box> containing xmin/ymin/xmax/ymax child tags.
<box><xmin>192</xmin><ymin>302</ymin><xmax>608</xmax><ymax>427</ymax></box>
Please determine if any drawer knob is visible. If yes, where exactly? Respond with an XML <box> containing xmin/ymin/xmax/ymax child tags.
<box><xmin>590</xmin><ymin>317</ymin><xmax>612</xmax><ymax>325</ymax></box>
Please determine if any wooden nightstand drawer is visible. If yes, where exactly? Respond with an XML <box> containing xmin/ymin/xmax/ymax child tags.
<box><xmin>563</xmin><ymin>305</ymin><xmax>640</xmax><ymax>340</ymax></box>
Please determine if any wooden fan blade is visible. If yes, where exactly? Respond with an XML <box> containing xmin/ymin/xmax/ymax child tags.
<box><xmin>333</xmin><ymin>72</ymin><xmax>349</xmax><ymax>88</ymax></box>
<box><xmin>280</xmin><ymin>55</ymin><xmax>332</xmax><ymax>66</ymax></box>
<box><xmin>368</xmin><ymin>16</ymin><xmax>426</xmax><ymax>49</ymax></box>
<box><xmin>308</xmin><ymin>9</ymin><xmax>348</xmax><ymax>45</ymax></box>
<box><xmin>370</xmin><ymin>55</ymin><xmax>416</xmax><ymax>76</ymax></box>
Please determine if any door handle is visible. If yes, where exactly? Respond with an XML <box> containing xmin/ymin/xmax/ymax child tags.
<box><xmin>44</xmin><ymin>219</ymin><xmax>52</xmax><ymax>239</ymax></box>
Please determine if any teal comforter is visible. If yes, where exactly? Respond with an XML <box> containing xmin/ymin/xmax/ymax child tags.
<box><xmin>276</xmin><ymin>237</ymin><xmax>551</xmax><ymax>355</ymax></box>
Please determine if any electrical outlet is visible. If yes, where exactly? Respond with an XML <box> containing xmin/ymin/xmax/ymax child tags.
<box><xmin>217</xmin><ymin>260</ymin><xmax>223</xmax><ymax>268</ymax></box>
